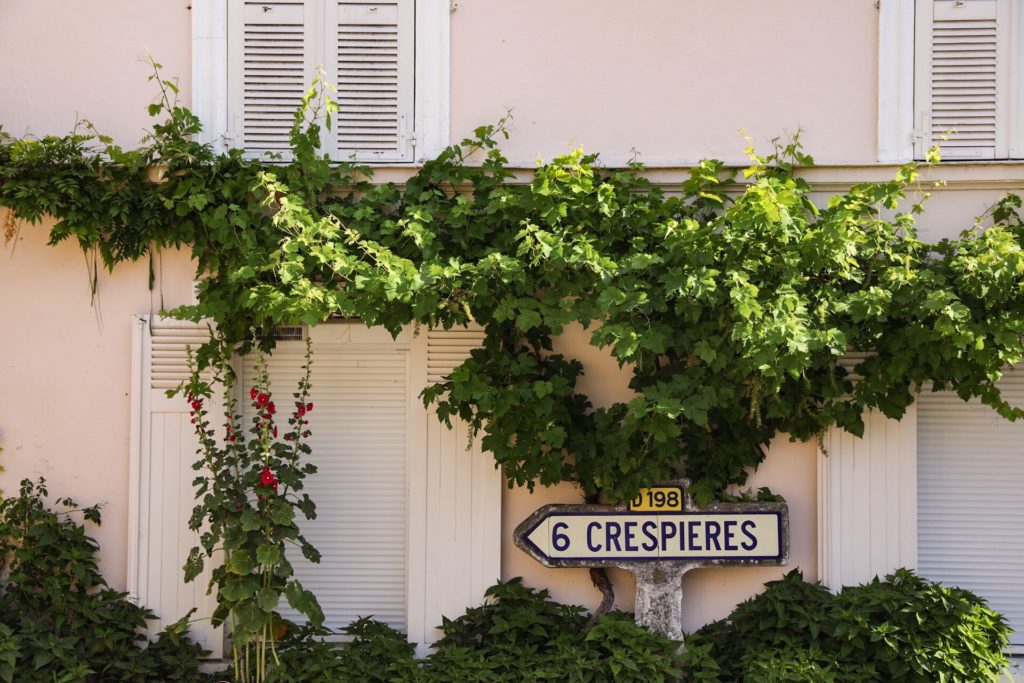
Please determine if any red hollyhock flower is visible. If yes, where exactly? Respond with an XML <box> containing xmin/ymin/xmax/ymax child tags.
<box><xmin>190</xmin><ymin>399</ymin><xmax>202</xmax><ymax>411</ymax></box>
<box><xmin>306</xmin><ymin>402</ymin><xmax>313</xmax><ymax>412</ymax></box>
<box><xmin>259</xmin><ymin>466</ymin><xmax>279</xmax><ymax>493</ymax></box>
<box><xmin>272</xmin><ymin>426</ymin><xmax>279</xmax><ymax>439</ymax></box>
<box><xmin>297</xmin><ymin>404</ymin><xmax>306</xmax><ymax>417</ymax></box>
<box><xmin>257</xmin><ymin>393</ymin><xmax>269</xmax><ymax>407</ymax></box>
<box><xmin>250</xmin><ymin>387</ymin><xmax>258</xmax><ymax>401</ymax></box>
<box><xmin>267</xmin><ymin>401</ymin><xmax>276</xmax><ymax>415</ymax></box>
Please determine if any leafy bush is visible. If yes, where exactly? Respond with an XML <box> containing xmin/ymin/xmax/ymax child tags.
<box><xmin>261</xmin><ymin>579</ymin><xmax>680</xmax><ymax>682</ymax></box>
<box><xmin>420</xmin><ymin>579</ymin><xmax>681</xmax><ymax>682</ymax></box>
<box><xmin>266</xmin><ymin>619</ymin><xmax>418</xmax><ymax>683</ymax></box>
<box><xmin>681</xmin><ymin>569</ymin><xmax>1011</xmax><ymax>682</ymax></box>
<box><xmin>0</xmin><ymin>478</ymin><xmax>211</xmax><ymax>683</ymax></box>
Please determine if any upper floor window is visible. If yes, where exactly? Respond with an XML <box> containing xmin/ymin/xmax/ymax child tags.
<box><xmin>913</xmin><ymin>0</ymin><xmax>1019</xmax><ymax>160</ymax></box>
<box><xmin>878</xmin><ymin>0</ymin><xmax>1023</xmax><ymax>162</ymax></box>
<box><xmin>195</xmin><ymin>0</ymin><xmax>449</xmax><ymax>164</ymax></box>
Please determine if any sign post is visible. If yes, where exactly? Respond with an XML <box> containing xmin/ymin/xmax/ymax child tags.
<box><xmin>513</xmin><ymin>480</ymin><xmax>789</xmax><ymax>639</ymax></box>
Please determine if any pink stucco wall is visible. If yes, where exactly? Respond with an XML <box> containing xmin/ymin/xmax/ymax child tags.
<box><xmin>0</xmin><ymin>0</ymin><xmax>192</xmax><ymax>144</ymax></box>
<box><xmin>0</xmin><ymin>221</ymin><xmax>195</xmax><ymax>588</ymax></box>
<box><xmin>451</xmin><ymin>0</ymin><xmax>879</xmax><ymax>166</ymax></box>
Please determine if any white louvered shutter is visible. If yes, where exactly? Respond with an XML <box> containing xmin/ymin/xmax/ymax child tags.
<box><xmin>128</xmin><ymin>316</ymin><xmax>222</xmax><ymax>658</ymax></box>
<box><xmin>327</xmin><ymin>0</ymin><xmax>415</xmax><ymax>162</ymax></box>
<box><xmin>413</xmin><ymin>326</ymin><xmax>501</xmax><ymax>646</ymax></box>
<box><xmin>918</xmin><ymin>368</ymin><xmax>1024</xmax><ymax>649</ymax></box>
<box><xmin>818</xmin><ymin>408</ymin><xmax>918</xmax><ymax>590</ymax></box>
<box><xmin>239</xmin><ymin>324</ymin><xmax>410</xmax><ymax>631</ymax></box>
<box><xmin>227</xmin><ymin>0</ymin><xmax>317</xmax><ymax>158</ymax></box>
<box><xmin>914</xmin><ymin>0</ymin><xmax>1011</xmax><ymax>160</ymax></box>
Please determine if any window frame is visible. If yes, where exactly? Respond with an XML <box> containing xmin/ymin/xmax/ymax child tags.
<box><xmin>191</xmin><ymin>0</ymin><xmax>450</xmax><ymax>163</ymax></box>
<box><xmin>877</xmin><ymin>0</ymin><xmax>1024</xmax><ymax>162</ymax></box>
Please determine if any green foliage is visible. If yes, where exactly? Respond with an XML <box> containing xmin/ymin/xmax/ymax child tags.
<box><xmin>258</xmin><ymin>578</ymin><xmax>680</xmax><ymax>682</ymax></box>
<box><xmin>680</xmin><ymin>569</ymin><xmax>1011</xmax><ymax>682</ymax></box>
<box><xmin>183</xmin><ymin>339</ymin><xmax>322</xmax><ymax>682</ymax></box>
<box><xmin>0</xmin><ymin>478</ymin><xmax>210</xmax><ymax>682</ymax></box>
<box><xmin>3</xmin><ymin>63</ymin><xmax>1024</xmax><ymax>502</ymax></box>
<box><xmin>420</xmin><ymin>579</ymin><xmax>681</xmax><ymax>682</ymax></box>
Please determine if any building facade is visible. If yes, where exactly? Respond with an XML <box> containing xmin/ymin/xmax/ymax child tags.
<box><xmin>1</xmin><ymin>0</ymin><xmax>1022</xmax><ymax>666</ymax></box>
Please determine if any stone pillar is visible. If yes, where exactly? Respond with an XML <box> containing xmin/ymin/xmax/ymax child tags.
<box><xmin>633</xmin><ymin>564</ymin><xmax>689</xmax><ymax>641</ymax></box>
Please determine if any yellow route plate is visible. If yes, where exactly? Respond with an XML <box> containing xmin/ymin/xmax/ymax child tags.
<box><xmin>628</xmin><ymin>485</ymin><xmax>684</xmax><ymax>512</ymax></box>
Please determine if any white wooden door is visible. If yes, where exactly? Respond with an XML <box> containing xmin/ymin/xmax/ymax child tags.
<box><xmin>128</xmin><ymin>316</ymin><xmax>223</xmax><ymax>658</ymax></box>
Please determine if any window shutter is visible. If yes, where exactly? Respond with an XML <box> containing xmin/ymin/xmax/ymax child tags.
<box><xmin>239</xmin><ymin>324</ymin><xmax>410</xmax><ymax>631</ymax></box>
<box><xmin>918</xmin><ymin>369</ymin><xmax>1024</xmax><ymax>648</ymax></box>
<box><xmin>818</xmin><ymin>408</ymin><xmax>918</xmax><ymax>590</ymax></box>
<box><xmin>227</xmin><ymin>0</ymin><xmax>317</xmax><ymax>158</ymax></box>
<box><xmin>128</xmin><ymin>316</ymin><xmax>222</xmax><ymax>658</ymax></box>
<box><xmin>914</xmin><ymin>0</ymin><xmax>1011</xmax><ymax>159</ymax></box>
<box><xmin>327</xmin><ymin>0</ymin><xmax>415</xmax><ymax>162</ymax></box>
<box><xmin>413</xmin><ymin>326</ymin><xmax>501</xmax><ymax>645</ymax></box>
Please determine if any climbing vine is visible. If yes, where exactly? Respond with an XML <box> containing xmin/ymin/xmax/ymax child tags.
<box><xmin>3</xmin><ymin>66</ymin><xmax>1024</xmax><ymax>503</ymax></box>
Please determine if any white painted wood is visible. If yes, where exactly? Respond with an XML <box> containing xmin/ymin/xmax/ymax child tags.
<box><xmin>416</xmin><ymin>0</ymin><xmax>452</xmax><ymax>161</ymax></box>
<box><xmin>878</xmin><ymin>0</ymin><xmax>917</xmax><ymax>162</ymax></box>
<box><xmin>192</xmin><ymin>0</ymin><xmax>229</xmax><ymax>152</ymax></box>
<box><xmin>918</xmin><ymin>369</ymin><xmax>1024</xmax><ymax>649</ymax></box>
<box><xmin>914</xmin><ymin>0</ymin><xmax>1010</xmax><ymax>160</ymax></box>
<box><xmin>818</xmin><ymin>407</ymin><xmax>917</xmax><ymax>590</ymax></box>
<box><xmin>227</xmin><ymin>0</ymin><xmax>320</xmax><ymax>159</ymax></box>
<box><xmin>240</xmin><ymin>324</ymin><xmax>412</xmax><ymax>631</ymax></box>
<box><xmin>208</xmin><ymin>0</ymin><xmax>443</xmax><ymax>163</ymax></box>
<box><xmin>128</xmin><ymin>316</ymin><xmax>223</xmax><ymax>658</ymax></box>
<box><xmin>1009</xmin><ymin>0</ymin><xmax>1024</xmax><ymax>159</ymax></box>
<box><xmin>327</xmin><ymin>0</ymin><xmax>416</xmax><ymax>162</ymax></box>
<box><xmin>408</xmin><ymin>325</ymin><xmax>501</xmax><ymax>653</ymax></box>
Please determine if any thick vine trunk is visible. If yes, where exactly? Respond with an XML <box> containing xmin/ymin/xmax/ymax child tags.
<box><xmin>585</xmin><ymin>491</ymin><xmax>615</xmax><ymax>625</ymax></box>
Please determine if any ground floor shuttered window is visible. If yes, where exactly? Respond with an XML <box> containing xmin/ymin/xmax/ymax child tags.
<box><xmin>918</xmin><ymin>367</ymin><xmax>1024</xmax><ymax>651</ymax></box>
<box><xmin>240</xmin><ymin>329</ymin><xmax>409</xmax><ymax>631</ymax></box>
<box><xmin>130</xmin><ymin>317</ymin><xmax>502</xmax><ymax>656</ymax></box>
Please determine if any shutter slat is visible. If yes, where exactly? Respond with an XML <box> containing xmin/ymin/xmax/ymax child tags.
<box><xmin>240</xmin><ymin>330</ymin><xmax>408</xmax><ymax>633</ymax></box>
<box><xmin>918</xmin><ymin>367</ymin><xmax>1024</xmax><ymax>648</ymax></box>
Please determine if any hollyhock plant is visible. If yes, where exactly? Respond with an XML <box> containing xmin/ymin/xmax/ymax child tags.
<box><xmin>179</xmin><ymin>337</ymin><xmax>322</xmax><ymax>683</ymax></box>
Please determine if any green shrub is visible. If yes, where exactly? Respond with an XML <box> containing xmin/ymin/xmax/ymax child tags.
<box><xmin>260</xmin><ymin>579</ymin><xmax>680</xmax><ymax>682</ymax></box>
<box><xmin>681</xmin><ymin>569</ymin><xmax>1011</xmax><ymax>682</ymax></box>
<box><xmin>266</xmin><ymin>619</ymin><xmax>418</xmax><ymax>683</ymax></box>
<box><xmin>0</xmin><ymin>478</ymin><xmax>211</xmax><ymax>683</ymax></box>
<box><xmin>420</xmin><ymin>579</ymin><xmax>681</xmax><ymax>683</ymax></box>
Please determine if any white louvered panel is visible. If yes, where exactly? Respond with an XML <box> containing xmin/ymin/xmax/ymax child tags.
<box><xmin>240</xmin><ymin>338</ymin><xmax>408</xmax><ymax>631</ymax></box>
<box><xmin>930</xmin><ymin>0</ymin><xmax>998</xmax><ymax>157</ymax></box>
<box><xmin>426</xmin><ymin>325</ymin><xmax>486</xmax><ymax>384</ymax></box>
<box><xmin>918</xmin><ymin>367</ymin><xmax>1024</xmax><ymax>648</ymax></box>
<box><xmin>228</xmin><ymin>1</ymin><xmax>313</xmax><ymax>158</ymax></box>
<box><xmin>836</xmin><ymin>350</ymin><xmax>874</xmax><ymax>382</ymax></box>
<box><xmin>329</xmin><ymin>0</ymin><xmax>415</xmax><ymax>162</ymax></box>
<box><xmin>148</xmin><ymin>320</ymin><xmax>215</xmax><ymax>389</ymax></box>
<box><xmin>129</xmin><ymin>316</ymin><xmax>222</xmax><ymax>658</ymax></box>
<box><xmin>915</xmin><ymin>0</ymin><xmax>1010</xmax><ymax>160</ymax></box>
<box><xmin>412</xmin><ymin>326</ymin><xmax>502</xmax><ymax>647</ymax></box>
<box><xmin>818</xmin><ymin>409</ymin><xmax>917</xmax><ymax>590</ymax></box>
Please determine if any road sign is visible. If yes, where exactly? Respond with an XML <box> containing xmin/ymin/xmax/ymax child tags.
<box><xmin>512</xmin><ymin>480</ymin><xmax>790</xmax><ymax>640</ymax></box>
<box><xmin>519</xmin><ymin>509</ymin><xmax>785</xmax><ymax>564</ymax></box>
